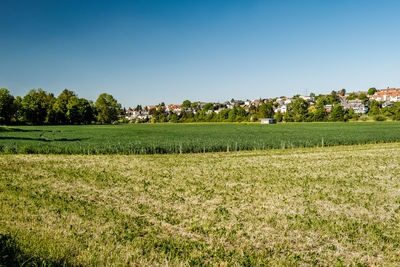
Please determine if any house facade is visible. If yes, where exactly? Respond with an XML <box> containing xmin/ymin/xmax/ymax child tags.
<box><xmin>370</xmin><ymin>88</ymin><xmax>400</xmax><ymax>102</ymax></box>
<box><xmin>341</xmin><ymin>100</ymin><xmax>369</xmax><ymax>114</ymax></box>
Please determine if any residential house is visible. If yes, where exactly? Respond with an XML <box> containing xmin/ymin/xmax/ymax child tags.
<box><xmin>215</xmin><ymin>108</ymin><xmax>226</xmax><ymax>114</ymax></box>
<box><xmin>167</xmin><ymin>104</ymin><xmax>183</xmax><ymax>114</ymax></box>
<box><xmin>251</xmin><ymin>99</ymin><xmax>262</xmax><ymax>107</ymax></box>
<box><xmin>299</xmin><ymin>95</ymin><xmax>314</xmax><ymax>101</ymax></box>
<box><xmin>274</xmin><ymin>105</ymin><xmax>287</xmax><ymax>113</ymax></box>
<box><xmin>382</xmin><ymin>101</ymin><xmax>393</xmax><ymax>108</ymax></box>
<box><xmin>324</xmin><ymin>104</ymin><xmax>333</xmax><ymax>113</ymax></box>
<box><xmin>284</xmin><ymin>98</ymin><xmax>293</xmax><ymax>105</ymax></box>
<box><xmin>125</xmin><ymin>108</ymin><xmax>153</xmax><ymax>120</ymax></box>
<box><xmin>370</xmin><ymin>88</ymin><xmax>400</xmax><ymax>102</ymax></box>
<box><xmin>198</xmin><ymin>102</ymin><xmax>207</xmax><ymax>108</ymax></box>
<box><xmin>275</xmin><ymin>98</ymin><xmax>285</xmax><ymax>105</ymax></box>
<box><xmin>341</xmin><ymin>100</ymin><xmax>368</xmax><ymax>114</ymax></box>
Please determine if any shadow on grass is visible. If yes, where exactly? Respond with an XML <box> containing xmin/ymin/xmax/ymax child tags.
<box><xmin>0</xmin><ymin>234</ymin><xmax>72</xmax><ymax>267</ymax></box>
<box><xmin>0</xmin><ymin>127</ymin><xmax>49</xmax><ymax>133</ymax></box>
<box><xmin>0</xmin><ymin>137</ymin><xmax>86</xmax><ymax>142</ymax></box>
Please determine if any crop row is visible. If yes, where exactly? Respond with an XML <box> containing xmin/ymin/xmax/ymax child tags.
<box><xmin>1</xmin><ymin>122</ymin><xmax>400</xmax><ymax>154</ymax></box>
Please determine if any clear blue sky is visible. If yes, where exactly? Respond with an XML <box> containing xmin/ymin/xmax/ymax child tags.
<box><xmin>1</xmin><ymin>0</ymin><xmax>400</xmax><ymax>107</ymax></box>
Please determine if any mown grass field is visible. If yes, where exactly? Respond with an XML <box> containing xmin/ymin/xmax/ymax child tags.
<box><xmin>1</xmin><ymin>122</ymin><xmax>400</xmax><ymax>154</ymax></box>
<box><xmin>1</xmin><ymin>143</ymin><xmax>400</xmax><ymax>265</ymax></box>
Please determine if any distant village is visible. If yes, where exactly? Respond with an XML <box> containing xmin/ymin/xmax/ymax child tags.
<box><xmin>124</xmin><ymin>87</ymin><xmax>400</xmax><ymax>123</ymax></box>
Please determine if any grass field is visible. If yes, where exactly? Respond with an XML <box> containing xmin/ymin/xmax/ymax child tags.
<box><xmin>2</xmin><ymin>122</ymin><xmax>400</xmax><ymax>154</ymax></box>
<box><xmin>1</xmin><ymin>143</ymin><xmax>400</xmax><ymax>265</ymax></box>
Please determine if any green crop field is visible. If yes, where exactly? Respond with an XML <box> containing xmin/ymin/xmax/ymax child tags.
<box><xmin>1</xmin><ymin>143</ymin><xmax>400</xmax><ymax>265</ymax></box>
<box><xmin>2</xmin><ymin>122</ymin><xmax>400</xmax><ymax>154</ymax></box>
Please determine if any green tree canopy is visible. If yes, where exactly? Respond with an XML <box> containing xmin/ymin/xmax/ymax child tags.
<box><xmin>258</xmin><ymin>103</ymin><xmax>274</xmax><ymax>118</ymax></box>
<box><xmin>330</xmin><ymin>105</ymin><xmax>345</xmax><ymax>121</ymax></box>
<box><xmin>203</xmin><ymin>103</ymin><xmax>214</xmax><ymax>111</ymax></box>
<box><xmin>65</xmin><ymin>96</ymin><xmax>94</xmax><ymax>124</ymax></box>
<box><xmin>288</xmin><ymin>98</ymin><xmax>309</xmax><ymax>121</ymax></box>
<box><xmin>53</xmin><ymin>89</ymin><xmax>76</xmax><ymax>124</ymax></box>
<box><xmin>368</xmin><ymin>87</ymin><xmax>377</xmax><ymax>95</ymax></box>
<box><xmin>95</xmin><ymin>93</ymin><xmax>121</xmax><ymax>123</ymax></box>
<box><xmin>358</xmin><ymin>93</ymin><xmax>369</xmax><ymax>104</ymax></box>
<box><xmin>314</xmin><ymin>107</ymin><xmax>327</xmax><ymax>122</ymax></box>
<box><xmin>0</xmin><ymin>88</ymin><xmax>15</xmax><ymax>124</ymax></box>
<box><xmin>21</xmin><ymin>89</ymin><xmax>55</xmax><ymax>124</ymax></box>
<box><xmin>182</xmin><ymin>100</ymin><xmax>191</xmax><ymax>109</ymax></box>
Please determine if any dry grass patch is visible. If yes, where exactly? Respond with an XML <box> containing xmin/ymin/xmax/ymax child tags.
<box><xmin>1</xmin><ymin>143</ymin><xmax>400</xmax><ymax>265</ymax></box>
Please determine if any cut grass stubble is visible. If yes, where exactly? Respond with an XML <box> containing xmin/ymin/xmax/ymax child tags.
<box><xmin>1</xmin><ymin>143</ymin><xmax>400</xmax><ymax>265</ymax></box>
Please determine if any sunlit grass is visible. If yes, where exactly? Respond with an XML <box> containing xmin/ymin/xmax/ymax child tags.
<box><xmin>1</xmin><ymin>143</ymin><xmax>400</xmax><ymax>265</ymax></box>
<box><xmin>2</xmin><ymin>122</ymin><xmax>400</xmax><ymax>154</ymax></box>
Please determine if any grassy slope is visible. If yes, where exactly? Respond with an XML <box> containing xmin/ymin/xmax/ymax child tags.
<box><xmin>2</xmin><ymin>122</ymin><xmax>400</xmax><ymax>154</ymax></box>
<box><xmin>1</xmin><ymin>143</ymin><xmax>400</xmax><ymax>265</ymax></box>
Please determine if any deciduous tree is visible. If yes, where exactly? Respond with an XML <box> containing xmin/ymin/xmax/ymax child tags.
<box><xmin>0</xmin><ymin>88</ymin><xmax>15</xmax><ymax>124</ymax></box>
<box><xmin>95</xmin><ymin>93</ymin><xmax>121</xmax><ymax>123</ymax></box>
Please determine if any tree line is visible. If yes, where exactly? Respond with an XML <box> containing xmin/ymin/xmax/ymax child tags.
<box><xmin>2</xmin><ymin>88</ymin><xmax>400</xmax><ymax>125</ymax></box>
<box><xmin>139</xmin><ymin>91</ymin><xmax>400</xmax><ymax>123</ymax></box>
<box><xmin>0</xmin><ymin>88</ymin><xmax>121</xmax><ymax>125</ymax></box>
<box><xmin>143</xmin><ymin>98</ymin><xmax>345</xmax><ymax>123</ymax></box>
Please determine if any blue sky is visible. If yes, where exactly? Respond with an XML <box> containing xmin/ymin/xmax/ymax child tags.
<box><xmin>1</xmin><ymin>0</ymin><xmax>400</xmax><ymax>107</ymax></box>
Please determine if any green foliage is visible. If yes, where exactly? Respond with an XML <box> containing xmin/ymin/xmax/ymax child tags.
<box><xmin>66</xmin><ymin>96</ymin><xmax>95</xmax><ymax>124</ymax></box>
<box><xmin>314</xmin><ymin>107</ymin><xmax>327</xmax><ymax>121</ymax></box>
<box><xmin>284</xmin><ymin>98</ymin><xmax>309</xmax><ymax>122</ymax></box>
<box><xmin>373</xmin><ymin>115</ymin><xmax>387</xmax><ymax>121</ymax></box>
<box><xmin>345</xmin><ymin>93</ymin><xmax>358</xmax><ymax>100</ymax></box>
<box><xmin>191</xmin><ymin>102</ymin><xmax>199</xmax><ymax>109</ymax></box>
<box><xmin>330</xmin><ymin>90</ymin><xmax>340</xmax><ymax>103</ymax></box>
<box><xmin>369</xmin><ymin>106</ymin><xmax>381</xmax><ymax>116</ymax></box>
<box><xmin>0</xmin><ymin>88</ymin><xmax>99</xmax><ymax>125</ymax></box>
<box><xmin>170</xmin><ymin>113</ymin><xmax>179</xmax><ymax>123</ymax></box>
<box><xmin>258</xmin><ymin>103</ymin><xmax>274</xmax><ymax>118</ymax></box>
<box><xmin>53</xmin><ymin>89</ymin><xmax>76</xmax><ymax>124</ymax></box>
<box><xmin>345</xmin><ymin>92</ymin><xmax>370</xmax><ymax>103</ymax></box>
<box><xmin>392</xmin><ymin>113</ymin><xmax>400</xmax><ymax>121</ymax></box>
<box><xmin>316</xmin><ymin>95</ymin><xmax>339</xmax><ymax>107</ymax></box>
<box><xmin>0</xmin><ymin>88</ymin><xmax>15</xmax><ymax>124</ymax></box>
<box><xmin>182</xmin><ymin>100</ymin><xmax>191</xmax><ymax>109</ymax></box>
<box><xmin>368</xmin><ymin>87</ymin><xmax>377</xmax><ymax>95</ymax></box>
<box><xmin>202</xmin><ymin>103</ymin><xmax>214</xmax><ymax>111</ymax></box>
<box><xmin>330</xmin><ymin>105</ymin><xmax>345</xmax><ymax>121</ymax></box>
<box><xmin>95</xmin><ymin>93</ymin><xmax>122</xmax><ymax>123</ymax></box>
<box><xmin>275</xmin><ymin>111</ymin><xmax>283</xmax><ymax>122</ymax></box>
<box><xmin>4</xmin><ymin>88</ymin><xmax>400</xmax><ymax>127</ymax></box>
<box><xmin>12</xmin><ymin>96</ymin><xmax>24</xmax><ymax>123</ymax></box>
<box><xmin>358</xmin><ymin>93</ymin><xmax>369</xmax><ymax>104</ymax></box>
<box><xmin>1</xmin><ymin>123</ymin><xmax>400</xmax><ymax>154</ymax></box>
<box><xmin>368</xmin><ymin>100</ymin><xmax>381</xmax><ymax>116</ymax></box>
<box><xmin>21</xmin><ymin>89</ymin><xmax>55</xmax><ymax>125</ymax></box>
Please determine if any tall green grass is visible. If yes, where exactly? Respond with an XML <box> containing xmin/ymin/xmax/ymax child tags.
<box><xmin>1</xmin><ymin>122</ymin><xmax>400</xmax><ymax>154</ymax></box>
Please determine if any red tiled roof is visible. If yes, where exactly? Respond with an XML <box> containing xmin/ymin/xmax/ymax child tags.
<box><xmin>167</xmin><ymin>104</ymin><xmax>183</xmax><ymax>109</ymax></box>
<box><xmin>376</xmin><ymin>88</ymin><xmax>400</xmax><ymax>96</ymax></box>
<box><xmin>370</xmin><ymin>88</ymin><xmax>400</xmax><ymax>99</ymax></box>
